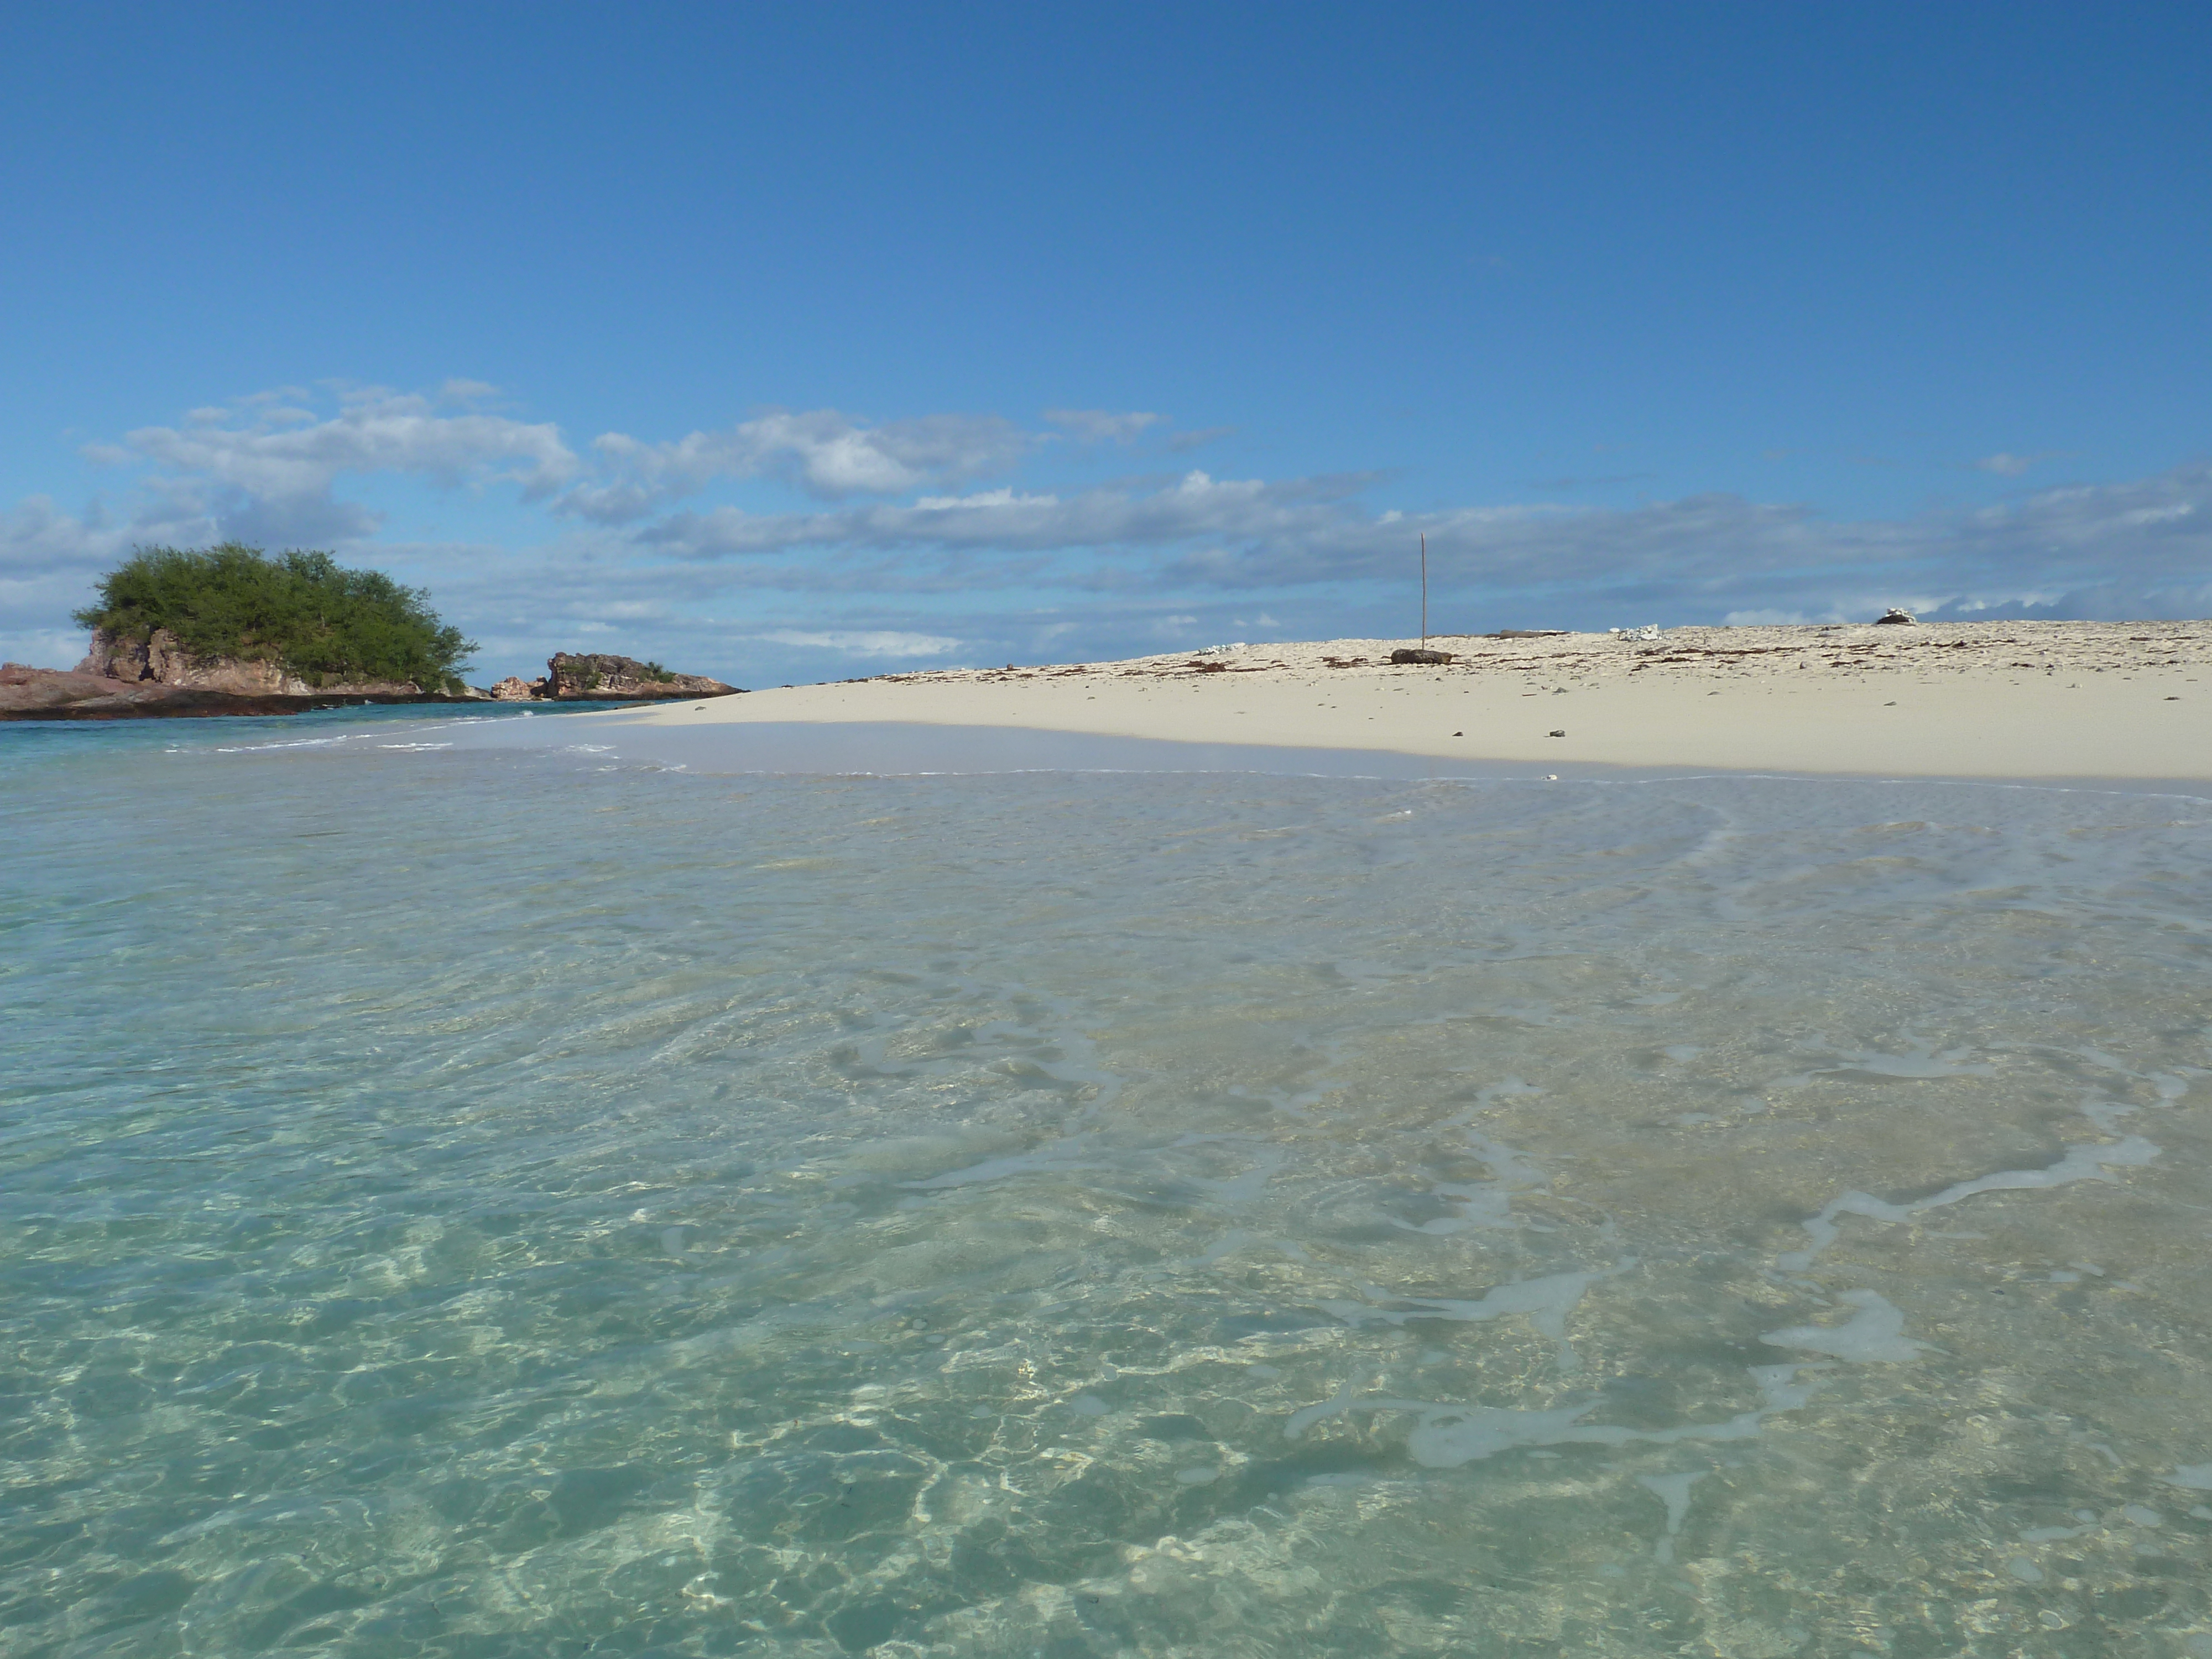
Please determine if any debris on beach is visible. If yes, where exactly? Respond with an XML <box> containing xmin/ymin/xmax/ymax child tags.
<box><xmin>844</xmin><ymin>622</ymin><xmax>2212</xmax><ymax>722</ymax></box>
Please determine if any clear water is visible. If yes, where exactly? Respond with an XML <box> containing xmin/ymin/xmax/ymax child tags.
<box><xmin>7</xmin><ymin>712</ymin><xmax>2212</xmax><ymax>1657</ymax></box>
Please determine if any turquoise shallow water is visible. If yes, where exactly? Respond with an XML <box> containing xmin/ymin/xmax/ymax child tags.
<box><xmin>7</xmin><ymin>711</ymin><xmax>2212</xmax><ymax>1657</ymax></box>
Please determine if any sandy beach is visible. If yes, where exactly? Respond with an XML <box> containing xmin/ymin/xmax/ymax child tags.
<box><xmin>618</xmin><ymin>619</ymin><xmax>2212</xmax><ymax>780</ymax></box>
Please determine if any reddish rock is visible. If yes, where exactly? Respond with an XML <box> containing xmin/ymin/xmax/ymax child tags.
<box><xmin>542</xmin><ymin>653</ymin><xmax>739</xmax><ymax>701</ymax></box>
<box><xmin>2</xmin><ymin>661</ymin><xmax>175</xmax><ymax>715</ymax></box>
<box><xmin>1</xmin><ymin>659</ymin><xmax>490</xmax><ymax>720</ymax></box>
<box><xmin>76</xmin><ymin>628</ymin><xmax>426</xmax><ymax>696</ymax></box>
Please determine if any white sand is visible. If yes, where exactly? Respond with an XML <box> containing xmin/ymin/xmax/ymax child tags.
<box><xmin>623</xmin><ymin>620</ymin><xmax>2212</xmax><ymax>780</ymax></box>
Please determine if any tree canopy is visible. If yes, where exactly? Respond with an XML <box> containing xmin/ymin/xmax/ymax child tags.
<box><xmin>75</xmin><ymin>544</ymin><xmax>477</xmax><ymax>690</ymax></box>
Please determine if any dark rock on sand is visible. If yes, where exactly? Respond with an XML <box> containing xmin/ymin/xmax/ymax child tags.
<box><xmin>1391</xmin><ymin>648</ymin><xmax>1458</xmax><ymax>665</ymax></box>
<box><xmin>1875</xmin><ymin>608</ymin><xmax>1918</xmax><ymax>625</ymax></box>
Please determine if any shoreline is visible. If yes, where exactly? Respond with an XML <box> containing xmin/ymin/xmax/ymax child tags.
<box><xmin>0</xmin><ymin>684</ymin><xmax>499</xmax><ymax>721</ymax></box>
<box><xmin>609</xmin><ymin>620</ymin><xmax>2212</xmax><ymax>781</ymax></box>
<box><xmin>0</xmin><ymin>654</ymin><xmax>742</xmax><ymax>721</ymax></box>
<box><xmin>459</xmin><ymin>714</ymin><xmax>2212</xmax><ymax>802</ymax></box>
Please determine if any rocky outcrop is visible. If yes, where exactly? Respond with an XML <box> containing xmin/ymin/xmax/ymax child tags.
<box><xmin>1</xmin><ymin>661</ymin><xmax>490</xmax><ymax>720</ymax></box>
<box><xmin>541</xmin><ymin>653</ymin><xmax>738</xmax><ymax>701</ymax></box>
<box><xmin>450</xmin><ymin>655</ymin><xmax>739</xmax><ymax>702</ymax></box>
<box><xmin>7</xmin><ymin>634</ymin><xmax>736</xmax><ymax>718</ymax></box>
<box><xmin>3</xmin><ymin>661</ymin><xmax>177</xmax><ymax>716</ymax></box>
<box><xmin>76</xmin><ymin>628</ymin><xmax>427</xmax><ymax>696</ymax></box>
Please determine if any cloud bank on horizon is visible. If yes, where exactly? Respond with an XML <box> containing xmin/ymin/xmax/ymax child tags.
<box><xmin>3</xmin><ymin>380</ymin><xmax>2206</xmax><ymax>683</ymax></box>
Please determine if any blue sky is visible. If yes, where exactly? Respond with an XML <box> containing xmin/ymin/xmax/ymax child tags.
<box><xmin>4</xmin><ymin>3</ymin><xmax>2209</xmax><ymax>684</ymax></box>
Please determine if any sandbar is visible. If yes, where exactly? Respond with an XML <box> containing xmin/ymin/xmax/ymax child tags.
<box><xmin>610</xmin><ymin>620</ymin><xmax>2212</xmax><ymax>781</ymax></box>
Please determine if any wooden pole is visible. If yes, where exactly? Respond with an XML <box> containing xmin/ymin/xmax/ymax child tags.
<box><xmin>1421</xmin><ymin>533</ymin><xmax>1428</xmax><ymax>647</ymax></box>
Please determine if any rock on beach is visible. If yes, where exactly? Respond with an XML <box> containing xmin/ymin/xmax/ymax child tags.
<box><xmin>540</xmin><ymin>653</ymin><xmax>739</xmax><ymax>701</ymax></box>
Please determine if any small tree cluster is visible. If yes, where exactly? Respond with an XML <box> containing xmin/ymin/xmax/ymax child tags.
<box><xmin>75</xmin><ymin>544</ymin><xmax>477</xmax><ymax>690</ymax></box>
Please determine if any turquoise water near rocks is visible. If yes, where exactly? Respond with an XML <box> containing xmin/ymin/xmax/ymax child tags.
<box><xmin>7</xmin><ymin>711</ymin><xmax>2212</xmax><ymax>1657</ymax></box>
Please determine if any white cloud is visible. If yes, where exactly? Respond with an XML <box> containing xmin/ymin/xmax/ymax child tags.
<box><xmin>1971</xmin><ymin>451</ymin><xmax>2070</xmax><ymax>477</ymax></box>
<box><xmin>2123</xmin><ymin>503</ymin><xmax>2195</xmax><ymax>525</ymax></box>
<box><xmin>14</xmin><ymin>382</ymin><xmax>2212</xmax><ymax>682</ymax></box>
<box><xmin>645</xmin><ymin>468</ymin><xmax>1376</xmax><ymax>559</ymax></box>
<box><xmin>0</xmin><ymin>486</ymin><xmax>221</xmax><ymax>580</ymax></box>
<box><xmin>912</xmin><ymin>488</ymin><xmax>1060</xmax><ymax>512</ymax></box>
<box><xmin>750</xmin><ymin>628</ymin><xmax>965</xmax><ymax>658</ymax></box>
<box><xmin>564</xmin><ymin>410</ymin><xmax>1034</xmax><ymax>521</ymax></box>
<box><xmin>1045</xmin><ymin>409</ymin><xmax>1163</xmax><ymax>444</ymax></box>
<box><xmin>634</xmin><ymin>454</ymin><xmax>2212</xmax><ymax>628</ymax></box>
<box><xmin>82</xmin><ymin>386</ymin><xmax>582</xmax><ymax>553</ymax></box>
<box><xmin>126</xmin><ymin>389</ymin><xmax>578</xmax><ymax>506</ymax></box>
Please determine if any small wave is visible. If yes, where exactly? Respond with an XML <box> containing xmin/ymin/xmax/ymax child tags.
<box><xmin>211</xmin><ymin>736</ymin><xmax>359</xmax><ymax>753</ymax></box>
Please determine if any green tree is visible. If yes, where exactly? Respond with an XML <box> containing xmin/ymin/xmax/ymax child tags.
<box><xmin>74</xmin><ymin>544</ymin><xmax>477</xmax><ymax>690</ymax></box>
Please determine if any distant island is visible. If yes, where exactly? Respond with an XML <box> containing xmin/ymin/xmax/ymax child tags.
<box><xmin>1</xmin><ymin>542</ymin><xmax>742</xmax><ymax>719</ymax></box>
<box><xmin>75</xmin><ymin>542</ymin><xmax>478</xmax><ymax>695</ymax></box>
<box><xmin>488</xmin><ymin>653</ymin><xmax>738</xmax><ymax>703</ymax></box>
